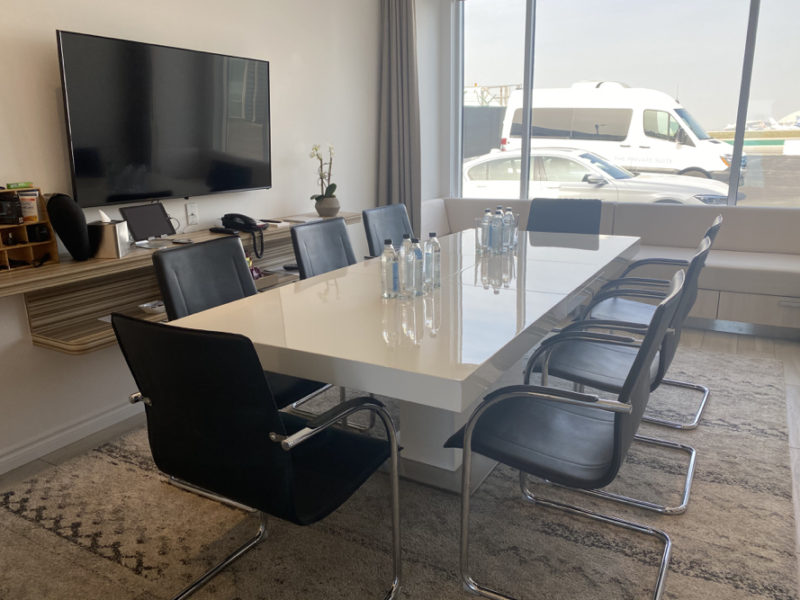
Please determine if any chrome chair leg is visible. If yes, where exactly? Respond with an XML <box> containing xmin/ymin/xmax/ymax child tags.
<box><xmin>520</xmin><ymin>473</ymin><xmax>671</xmax><ymax>600</ymax></box>
<box><xmin>643</xmin><ymin>378</ymin><xmax>710</xmax><ymax>430</ymax></box>
<box><xmin>573</xmin><ymin>434</ymin><xmax>697</xmax><ymax>515</ymax></box>
<box><xmin>167</xmin><ymin>476</ymin><xmax>256</xmax><ymax>512</ymax></box>
<box><xmin>172</xmin><ymin>512</ymin><xmax>268</xmax><ymax>600</ymax></box>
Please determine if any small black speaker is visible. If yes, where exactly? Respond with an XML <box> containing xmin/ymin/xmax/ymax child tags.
<box><xmin>46</xmin><ymin>193</ymin><xmax>91</xmax><ymax>261</ymax></box>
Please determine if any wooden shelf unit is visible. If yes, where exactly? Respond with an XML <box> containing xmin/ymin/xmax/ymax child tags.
<box><xmin>0</xmin><ymin>188</ymin><xmax>59</xmax><ymax>272</ymax></box>
<box><xmin>1</xmin><ymin>211</ymin><xmax>360</xmax><ymax>354</ymax></box>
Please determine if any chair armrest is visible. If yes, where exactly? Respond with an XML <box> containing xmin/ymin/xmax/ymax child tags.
<box><xmin>481</xmin><ymin>385</ymin><xmax>632</xmax><ymax>419</ymax></box>
<box><xmin>559</xmin><ymin>318</ymin><xmax>647</xmax><ymax>335</ymax></box>
<box><xmin>620</xmin><ymin>257</ymin><xmax>689</xmax><ymax>278</ymax></box>
<box><xmin>599</xmin><ymin>276</ymin><xmax>671</xmax><ymax>293</ymax></box>
<box><xmin>276</xmin><ymin>396</ymin><xmax>395</xmax><ymax>451</ymax></box>
<box><xmin>580</xmin><ymin>288</ymin><xmax>667</xmax><ymax>319</ymax></box>
<box><xmin>524</xmin><ymin>330</ymin><xmax>638</xmax><ymax>384</ymax></box>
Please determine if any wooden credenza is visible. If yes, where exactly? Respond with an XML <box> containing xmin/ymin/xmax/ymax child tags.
<box><xmin>0</xmin><ymin>212</ymin><xmax>361</xmax><ymax>354</ymax></box>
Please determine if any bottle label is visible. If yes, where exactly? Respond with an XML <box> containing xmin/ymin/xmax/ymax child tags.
<box><xmin>392</xmin><ymin>261</ymin><xmax>399</xmax><ymax>292</ymax></box>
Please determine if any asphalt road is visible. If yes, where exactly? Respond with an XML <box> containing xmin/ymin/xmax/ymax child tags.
<box><xmin>737</xmin><ymin>155</ymin><xmax>800</xmax><ymax>207</ymax></box>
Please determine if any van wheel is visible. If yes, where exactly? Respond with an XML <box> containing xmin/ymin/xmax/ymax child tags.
<box><xmin>678</xmin><ymin>168</ymin><xmax>710</xmax><ymax>178</ymax></box>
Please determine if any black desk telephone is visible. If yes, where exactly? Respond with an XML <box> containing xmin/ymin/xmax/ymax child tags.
<box><xmin>222</xmin><ymin>213</ymin><xmax>262</xmax><ymax>232</ymax></box>
<box><xmin>221</xmin><ymin>213</ymin><xmax>265</xmax><ymax>257</ymax></box>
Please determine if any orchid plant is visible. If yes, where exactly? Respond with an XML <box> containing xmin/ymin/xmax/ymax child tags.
<box><xmin>310</xmin><ymin>144</ymin><xmax>337</xmax><ymax>201</ymax></box>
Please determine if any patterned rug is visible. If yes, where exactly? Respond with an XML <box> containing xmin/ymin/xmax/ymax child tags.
<box><xmin>0</xmin><ymin>347</ymin><xmax>796</xmax><ymax>600</ymax></box>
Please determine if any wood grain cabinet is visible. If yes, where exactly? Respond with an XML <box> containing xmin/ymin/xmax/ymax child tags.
<box><xmin>0</xmin><ymin>188</ymin><xmax>59</xmax><ymax>272</ymax></box>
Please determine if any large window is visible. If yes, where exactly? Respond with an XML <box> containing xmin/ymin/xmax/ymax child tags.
<box><xmin>458</xmin><ymin>0</ymin><xmax>799</xmax><ymax>208</ymax></box>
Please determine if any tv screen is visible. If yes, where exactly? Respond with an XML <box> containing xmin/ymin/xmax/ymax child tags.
<box><xmin>57</xmin><ymin>31</ymin><xmax>271</xmax><ymax>208</ymax></box>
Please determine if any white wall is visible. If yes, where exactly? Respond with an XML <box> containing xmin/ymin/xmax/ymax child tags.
<box><xmin>0</xmin><ymin>0</ymin><xmax>380</xmax><ymax>473</ymax></box>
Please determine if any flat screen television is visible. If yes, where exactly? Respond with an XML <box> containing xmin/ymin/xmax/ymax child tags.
<box><xmin>57</xmin><ymin>31</ymin><xmax>271</xmax><ymax>208</ymax></box>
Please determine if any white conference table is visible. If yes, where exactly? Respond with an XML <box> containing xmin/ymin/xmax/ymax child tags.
<box><xmin>173</xmin><ymin>229</ymin><xmax>639</xmax><ymax>491</ymax></box>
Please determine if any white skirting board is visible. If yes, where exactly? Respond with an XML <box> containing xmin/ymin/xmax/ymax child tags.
<box><xmin>0</xmin><ymin>401</ymin><xmax>143</xmax><ymax>476</ymax></box>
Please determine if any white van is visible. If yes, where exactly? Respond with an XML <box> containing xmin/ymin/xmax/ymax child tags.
<box><xmin>500</xmin><ymin>82</ymin><xmax>743</xmax><ymax>180</ymax></box>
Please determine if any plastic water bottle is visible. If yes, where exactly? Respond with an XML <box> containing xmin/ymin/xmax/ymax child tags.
<box><xmin>380</xmin><ymin>239</ymin><xmax>398</xmax><ymax>299</ymax></box>
<box><xmin>424</xmin><ymin>232</ymin><xmax>441</xmax><ymax>289</ymax></box>
<box><xmin>490</xmin><ymin>209</ymin><xmax>504</xmax><ymax>254</ymax></box>
<box><xmin>398</xmin><ymin>234</ymin><xmax>412</xmax><ymax>298</ymax></box>
<box><xmin>479</xmin><ymin>208</ymin><xmax>492</xmax><ymax>252</ymax></box>
<box><xmin>411</xmin><ymin>238</ymin><xmax>424</xmax><ymax>296</ymax></box>
<box><xmin>502</xmin><ymin>208</ymin><xmax>515</xmax><ymax>250</ymax></box>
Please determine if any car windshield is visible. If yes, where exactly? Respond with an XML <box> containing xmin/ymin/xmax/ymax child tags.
<box><xmin>578</xmin><ymin>152</ymin><xmax>634</xmax><ymax>180</ymax></box>
<box><xmin>675</xmin><ymin>108</ymin><xmax>711</xmax><ymax>140</ymax></box>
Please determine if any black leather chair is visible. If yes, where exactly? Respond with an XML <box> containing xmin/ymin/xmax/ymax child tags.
<box><xmin>152</xmin><ymin>236</ymin><xmax>326</xmax><ymax>410</ymax></box>
<box><xmin>523</xmin><ymin>238</ymin><xmax>711</xmax><ymax>515</ymax></box>
<box><xmin>444</xmin><ymin>270</ymin><xmax>685</xmax><ymax>600</ymax></box>
<box><xmin>112</xmin><ymin>314</ymin><xmax>401</xmax><ymax>600</ymax></box>
<box><xmin>574</xmin><ymin>215</ymin><xmax>723</xmax><ymax>430</ymax></box>
<box><xmin>525</xmin><ymin>198</ymin><xmax>602</xmax><ymax>234</ymax></box>
<box><xmin>362</xmin><ymin>204</ymin><xmax>414</xmax><ymax>257</ymax></box>
<box><xmin>291</xmin><ymin>217</ymin><xmax>357</xmax><ymax>279</ymax></box>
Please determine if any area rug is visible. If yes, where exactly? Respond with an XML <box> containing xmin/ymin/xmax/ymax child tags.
<box><xmin>0</xmin><ymin>347</ymin><xmax>796</xmax><ymax>599</ymax></box>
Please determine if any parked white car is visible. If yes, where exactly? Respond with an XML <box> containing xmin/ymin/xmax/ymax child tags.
<box><xmin>462</xmin><ymin>148</ymin><xmax>733</xmax><ymax>205</ymax></box>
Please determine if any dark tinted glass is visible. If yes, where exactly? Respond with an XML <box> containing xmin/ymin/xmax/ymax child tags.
<box><xmin>512</xmin><ymin>107</ymin><xmax>631</xmax><ymax>141</ymax></box>
<box><xmin>58</xmin><ymin>31</ymin><xmax>271</xmax><ymax>208</ymax></box>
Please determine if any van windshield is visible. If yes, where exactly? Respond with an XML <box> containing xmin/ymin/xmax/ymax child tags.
<box><xmin>579</xmin><ymin>152</ymin><xmax>634</xmax><ymax>180</ymax></box>
<box><xmin>675</xmin><ymin>108</ymin><xmax>711</xmax><ymax>140</ymax></box>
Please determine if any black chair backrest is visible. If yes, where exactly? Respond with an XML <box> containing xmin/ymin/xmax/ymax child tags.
<box><xmin>615</xmin><ymin>269</ymin><xmax>684</xmax><ymax>468</ymax></box>
<box><xmin>363</xmin><ymin>204</ymin><xmax>414</xmax><ymax>257</ymax></box>
<box><xmin>153</xmin><ymin>236</ymin><xmax>257</xmax><ymax>321</ymax></box>
<box><xmin>705</xmin><ymin>214</ymin><xmax>723</xmax><ymax>246</ymax></box>
<box><xmin>291</xmin><ymin>217</ymin><xmax>357</xmax><ymax>279</ymax></box>
<box><xmin>526</xmin><ymin>198</ymin><xmax>602</xmax><ymax>234</ymax></box>
<box><xmin>653</xmin><ymin>236</ymin><xmax>712</xmax><ymax>384</ymax></box>
<box><xmin>111</xmin><ymin>314</ymin><xmax>293</xmax><ymax>516</ymax></box>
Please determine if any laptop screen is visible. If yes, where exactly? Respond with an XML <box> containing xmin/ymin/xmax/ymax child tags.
<box><xmin>119</xmin><ymin>203</ymin><xmax>175</xmax><ymax>241</ymax></box>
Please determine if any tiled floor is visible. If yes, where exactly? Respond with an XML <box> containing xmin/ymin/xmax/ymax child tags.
<box><xmin>1</xmin><ymin>329</ymin><xmax>799</xmax><ymax>586</ymax></box>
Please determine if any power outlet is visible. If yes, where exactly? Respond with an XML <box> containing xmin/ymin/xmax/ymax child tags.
<box><xmin>186</xmin><ymin>202</ymin><xmax>199</xmax><ymax>226</ymax></box>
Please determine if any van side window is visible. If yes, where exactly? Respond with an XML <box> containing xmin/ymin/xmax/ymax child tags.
<box><xmin>539</xmin><ymin>156</ymin><xmax>592</xmax><ymax>183</ymax></box>
<box><xmin>512</xmin><ymin>108</ymin><xmax>631</xmax><ymax>142</ymax></box>
<box><xmin>643</xmin><ymin>110</ymin><xmax>680</xmax><ymax>141</ymax></box>
<box><xmin>570</xmin><ymin>108</ymin><xmax>631</xmax><ymax>141</ymax></box>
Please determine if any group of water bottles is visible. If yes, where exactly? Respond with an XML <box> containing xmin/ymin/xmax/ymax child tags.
<box><xmin>477</xmin><ymin>206</ymin><xmax>519</xmax><ymax>255</ymax></box>
<box><xmin>380</xmin><ymin>232</ymin><xmax>441</xmax><ymax>299</ymax></box>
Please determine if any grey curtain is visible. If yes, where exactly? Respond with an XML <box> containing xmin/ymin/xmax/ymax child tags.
<box><xmin>378</xmin><ymin>0</ymin><xmax>422</xmax><ymax>236</ymax></box>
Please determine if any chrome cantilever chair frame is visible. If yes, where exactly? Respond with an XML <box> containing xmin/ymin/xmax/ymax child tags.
<box><xmin>523</xmin><ymin>325</ymin><xmax>697</xmax><ymax>515</ymax></box>
<box><xmin>130</xmin><ymin>393</ymin><xmax>401</xmax><ymax>600</ymax></box>
<box><xmin>459</xmin><ymin>388</ymin><xmax>671</xmax><ymax>600</ymax></box>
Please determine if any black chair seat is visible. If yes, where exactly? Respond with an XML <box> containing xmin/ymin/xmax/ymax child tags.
<box><xmin>544</xmin><ymin>340</ymin><xmax>659</xmax><ymax>393</ymax></box>
<box><xmin>446</xmin><ymin>396</ymin><xmax>615</xmax><ymax>489</ymax></box>
<box><xmin>587</xmin><ymin>296</ymin><xmax>657</xmax><ymax>325</ymax></box>
<box><xmin>279</xmin><ymin>413</ymin><xmax>391</xmax><ymax>525</ymax></box>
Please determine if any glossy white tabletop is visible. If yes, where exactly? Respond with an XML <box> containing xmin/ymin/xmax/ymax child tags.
<box><xmin>172</xmin><ymin>230</ymin><xmax>638</xmax><ymax>412</ymax></box>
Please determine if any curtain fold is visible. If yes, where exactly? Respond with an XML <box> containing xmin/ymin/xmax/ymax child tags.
<box><xmin>378</xmin><ymin>0</ymin><xmax>422</xmax><ymax>237</ymax></box>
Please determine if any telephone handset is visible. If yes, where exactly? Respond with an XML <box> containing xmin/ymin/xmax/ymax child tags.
<box><xmin>221</xmin><ymin>213</ymin><xmax>265</xmax><ymax>257</ymax></box>
<box><xmin>222</xmin><ymin>213</ymin><xmax>263</xmax><ymax>232</ymax></box>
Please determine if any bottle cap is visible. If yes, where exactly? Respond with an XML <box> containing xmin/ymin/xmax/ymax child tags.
<box><xmin>429</xmin><ymin>232</ymin><xmax>436</xmax><ymax>237</ymax></box>
<box><xmin>411</xmin><ymin>238</ymin><xmax>419</xmax><ymax>243</ymax></box>
<box><xmin>384</xmin><ymin>238</ymin><xmax>392</xmax><ymax>245</ymax></box>
<box><xmin>402</xmin><ymin>233</ymin><xmax>410</xmax><ymax>239</ymax></box>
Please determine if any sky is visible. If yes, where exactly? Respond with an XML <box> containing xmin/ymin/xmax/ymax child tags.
<box><xmin>464</xmin><ymin>0</ymin><xmax>800</xmax><ymax>130</ymax></box>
